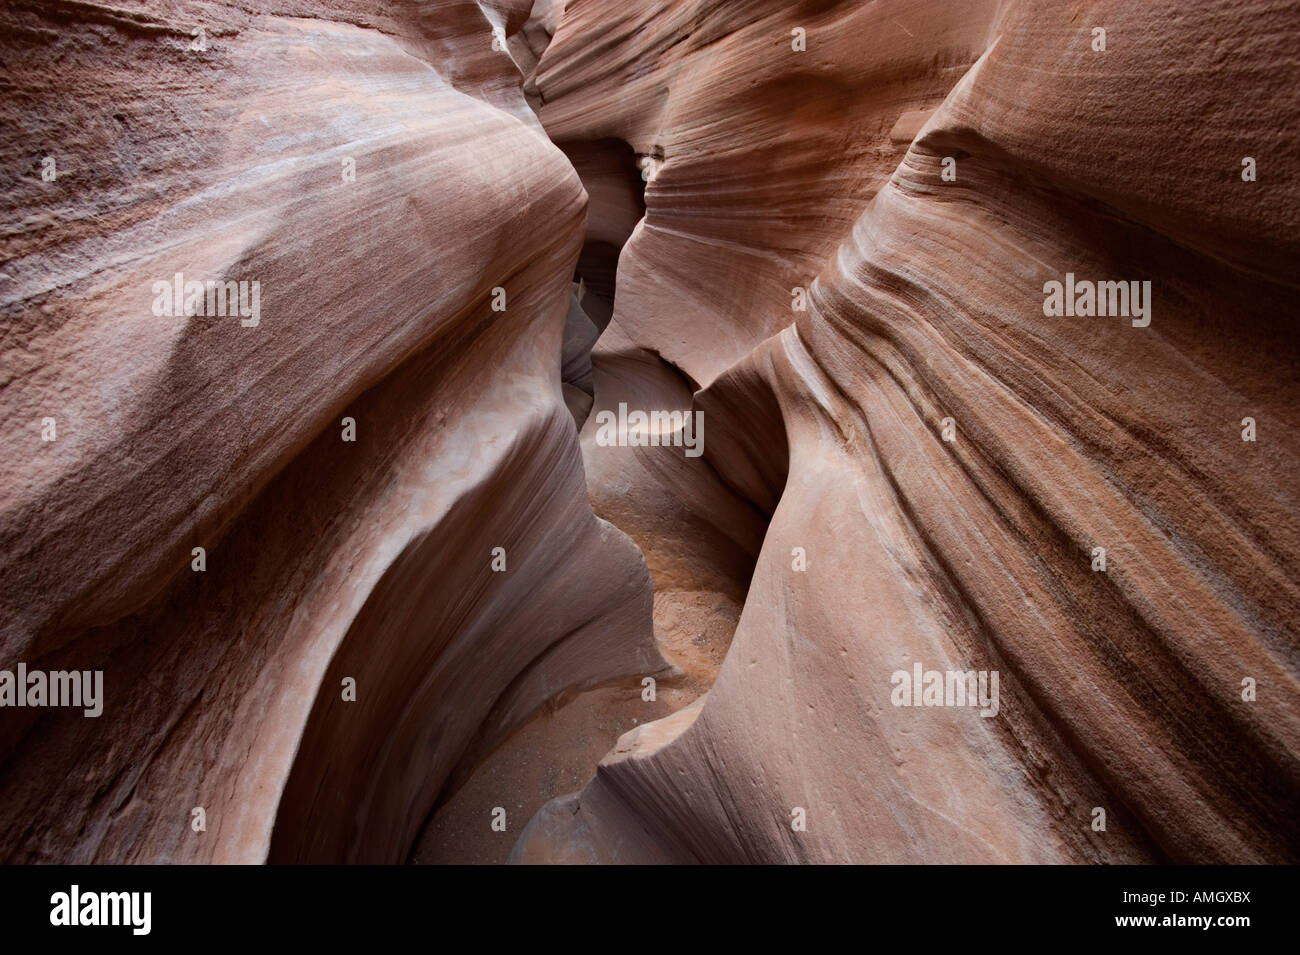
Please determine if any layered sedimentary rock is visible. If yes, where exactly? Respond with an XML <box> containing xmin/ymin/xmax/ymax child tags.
<box><xmin>0</xmin><ymin>0</ymin><xmax>664</xmax><ymax>863</ymax></box>
<box><xmin>514</xmin><ymin>0</ymin><xmax>1300</xmax><ymax>863</ymax></box>
<box><xmin>2</xmin><ymin>0</ymin><xmax>1297</xmax><ymax>868</ymax></box>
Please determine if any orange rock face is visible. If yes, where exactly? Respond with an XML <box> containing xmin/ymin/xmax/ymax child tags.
<box><xmin>2</xmin><ymin>0</ymin><xmax>1298</xmax><ymax>865</ymax></box>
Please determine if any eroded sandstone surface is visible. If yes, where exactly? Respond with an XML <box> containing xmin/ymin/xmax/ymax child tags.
<box><xmin>1</xmin><ymin>0</ymin><xmax>664</xmax><ymax>863</ymax></box>
<box><xmin>512</xmin><ymin>0</ymin><xmax>1300</xmax><ymax>864</ymax></box>
<box><xmin>2</xmin><ymin>0</ymin><xmax>1297</xmax><ymax>865</ymax></box>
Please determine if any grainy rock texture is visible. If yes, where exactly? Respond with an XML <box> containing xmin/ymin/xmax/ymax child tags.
<box><xmin>0</xmin><ymin>0</ymin><xmax>663</xmax><ymax>863</ymax></box>
<box><xmin>514</xmin><ymin>0</ymin><xmax>1300</xmax><ymax>864</ymax></box>
<box><xmin>2</xmin><ymin>0</ymin><xmax>1297</xmax><ymax>866</ymax></box>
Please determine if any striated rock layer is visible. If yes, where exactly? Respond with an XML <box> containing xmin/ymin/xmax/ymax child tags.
<box><xmin>1</xmin><ymin>0</ymin><xmax>1297</xmax><ymax>867</ymax></box>
<box><xmin>514</xmin><ymin>0</ymin><xmax>1300</xmax><ymax>863</ymax></box>
<box><xmin>0</xmin><ymin>0</ymin><xmax>664</xmax><ymax>863</ymax></box>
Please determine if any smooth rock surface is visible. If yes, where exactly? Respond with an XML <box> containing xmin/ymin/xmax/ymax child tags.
<box><xmin>514</xmin><ymin>0</ymin><xmax>1300</xmax><ymax>864</ymax></box>
<box><xmin>1</xmin><ymin>0</ymin><xmax>1296</xmax><ymax>867</ymax></box>
<box><xmin>0</xmin><ymin>0</ymin><xmax>664</xmax><ymax>863</ymax></box>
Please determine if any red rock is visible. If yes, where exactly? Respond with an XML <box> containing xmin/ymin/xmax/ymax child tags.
<box><xmin>2</xmin><ymin>0</ymin><xmax>1297</xmax><ymax>867</ymax></box>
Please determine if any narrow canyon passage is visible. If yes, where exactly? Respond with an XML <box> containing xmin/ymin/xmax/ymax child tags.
<box><xmin>412</xmin><ymin>124</ymin><xmax>782</xmax><ymax>865</ymax></box>
<box><xmin>0</xmin><ymin>0</ymin><xmax>1296</xmax><ymax>869</ymax></box>
<box><xmin>417</xmin><ymin>0</ymin><xmax>1300</xmax><ymax>865</ymax></box>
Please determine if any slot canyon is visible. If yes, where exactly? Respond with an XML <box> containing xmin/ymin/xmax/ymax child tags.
<box><xmin>1</xmin><ymin>0</ymin><xmax>1298</xmax><ymax>867</ymax></box>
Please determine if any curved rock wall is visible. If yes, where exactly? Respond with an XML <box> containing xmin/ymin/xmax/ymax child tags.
<box><xmin>514</xmin><ymin>0</ymin><xmax>1300</xmax><ymax>863</ymax></box>
<box><xmin>0</xmin><ymin>0</ymin><xmax>663</xmax><ymax>863</ymax></box>
<box><xmin>2</xmin><ymin>0</ymin><xmax>1296</xmax><ymax>865</ymax></box>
